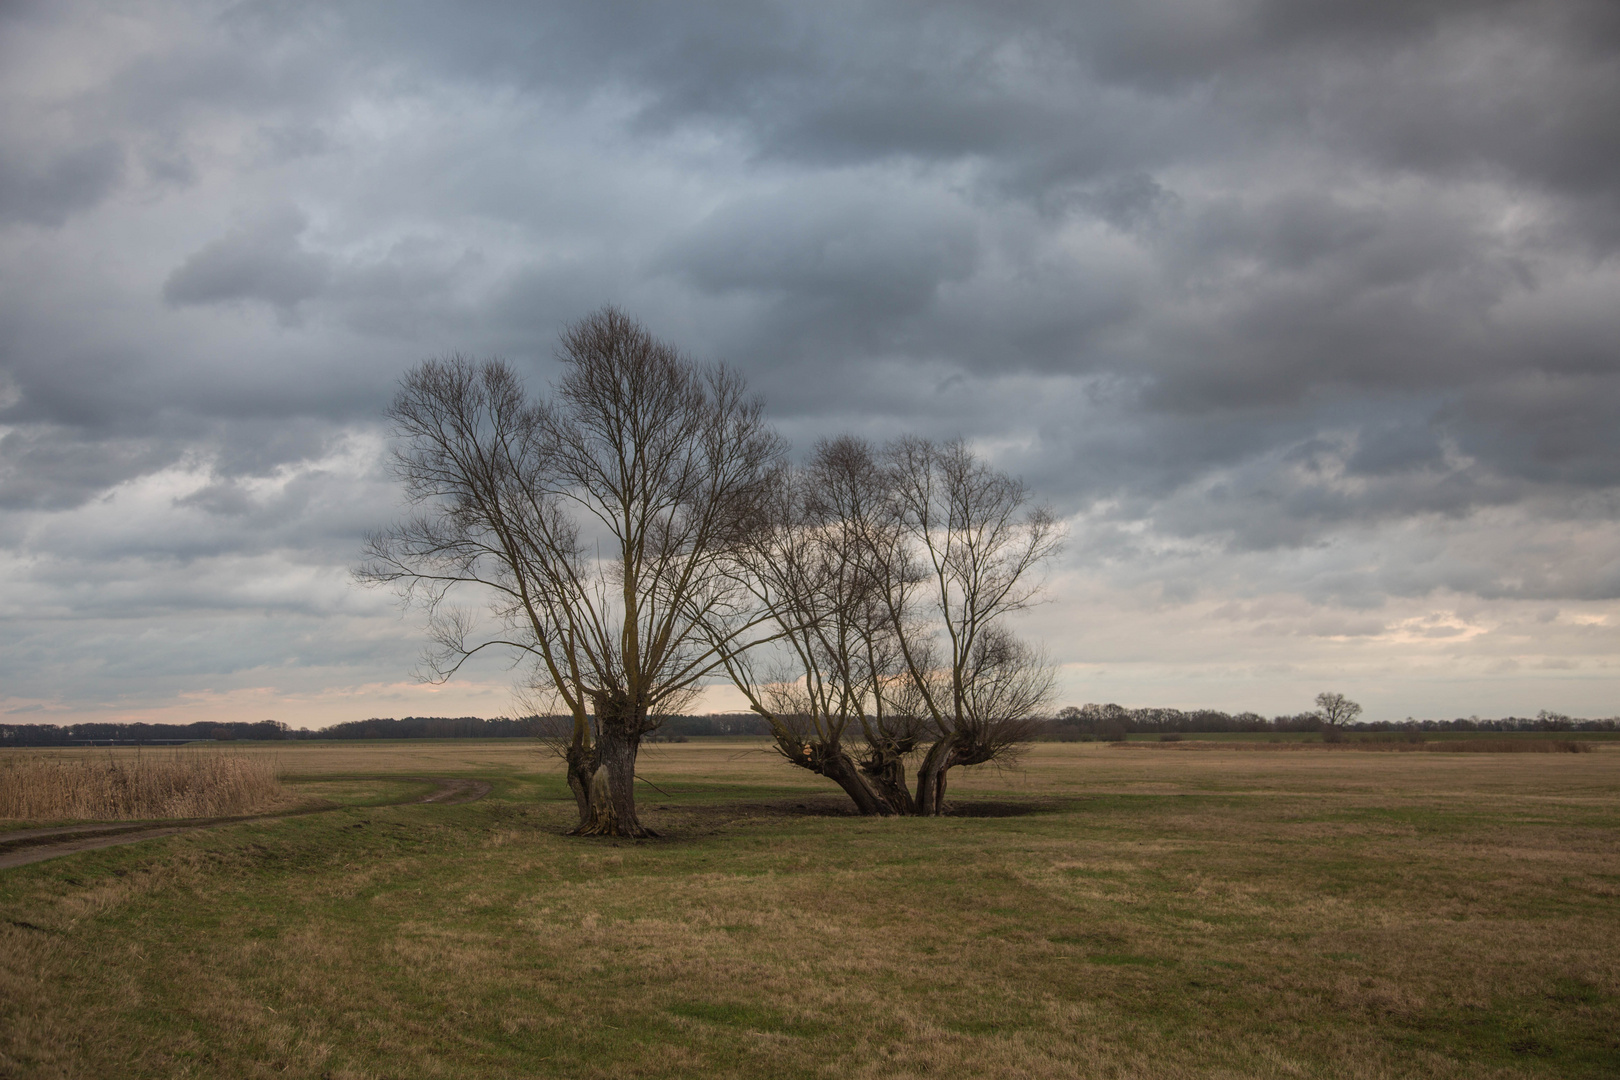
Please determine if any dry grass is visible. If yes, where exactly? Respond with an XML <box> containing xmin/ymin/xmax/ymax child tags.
<box><xmin>1424</xmin><ymin>738</ymin><xmax>1593</xmax><ymax>753</ymax></box>
<box><xmin>0</xmin><ymin>748</ymin><xmax>293</xmax><ymax>821</ymax></box>
<box><xmin>1</xmin><ymin>739</ymin><xmax>1616</xmax><ymax>1078</ymax></box>
<box><xmin>1128</xmin><ymin>737</ymin><xmax>1595</xmax><ymax>753</ymax></box>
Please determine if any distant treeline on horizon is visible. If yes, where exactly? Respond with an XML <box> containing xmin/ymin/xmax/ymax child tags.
<box><xmin>1046</xmin><ymin>704</ymin><xmax>1617</xmax><ymax>740</ymax></box>
<box><xmin>0</xmin><ymin>713</ymin><xmax>774</xmax><ymax>746</ymax></box>
<box><xmin>2</xmin><ymin>706</ymin><xmax>1614</xmax><ymax>747</ymax></box>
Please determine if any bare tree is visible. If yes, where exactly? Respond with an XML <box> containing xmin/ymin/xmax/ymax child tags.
<box><xmin>358</xmin><ymin>308</ymin><xmax>785</xmax><ymax>836</ymax></box>
<box><xmin>1315</xmin><ymin>692</ymin><xmax>1362</xmax><ymax>729</ymax></box>
<box><xmin>718</xmin><ymin>437</ymin><xmax>916</xmax><ymax>815</ymax></box>
<box><xmin>884</xmin><ymin>438</ymin><xmax>1061</xmax><ymax>814</ymax></box>
<box><xmin>727</xmin><ymin>436</ymin><xmax>1060</xmax><ymax>816</ymax></box>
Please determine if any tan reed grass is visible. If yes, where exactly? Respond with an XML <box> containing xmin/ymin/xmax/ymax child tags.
<box><xmin>0</xmin><ymin>749</ymin><xmax>291</xmax><ymax>821</ymax></box>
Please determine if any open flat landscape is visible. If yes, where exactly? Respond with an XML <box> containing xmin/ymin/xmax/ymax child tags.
<box><xmin>2</xmin><ymin>738</ymin><xmax>1617</xmax><ymax>1079</ymax></box>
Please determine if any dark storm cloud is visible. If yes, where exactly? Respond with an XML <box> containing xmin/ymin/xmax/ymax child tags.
<box><xmin>383</xmin><ymin>0</ymin><xmax>1620</xmax><ymax>206</ymax></box>
<box><xmin>669</xmin><ymin>191</ymin><xmax>978</xmax><ymax>310</ymax></box>
<box><xmin>4</xmin><ymin>0</ymin><xmax>1614</xmax><ymax>498</ymax></box>
<box><xmin>0</xmin><ymin>427</ymin><xmax>180</xmax><ymax>511</ymax></box>
<box><xmin>0</xmin><ymin>141</ymin><xmax>124</xmax><ymax>227</ymax></box>
<box><xmin>164</xmin><ymin>207</ymin><xmax>332</xmax><ymax>318</ymax></box>
<box><xmin>374</xmin><ymin>0</ymin><xmax>1612</xmax><ymax>525</ymax></box>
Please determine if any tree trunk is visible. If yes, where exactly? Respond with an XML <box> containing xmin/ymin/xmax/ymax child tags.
<box><xmin>860</xmin><ymin>752</ymin><xmax>915</xmax><ymax>815</ymax></box>
<box><xmin>599</xmin><ymin>723</ymin><xmax>651</xmax><ymax>836</ymax></box>
<box><xmin>565</xmin><ymin>741</ymin><xmax>595</xmax><ymax>830</ymax></box>
<box><xmin>572</xmin><ymin>699</ymin><xmax>654</xmax><ymax>838</ymax></box>
<box><xmin>587</xmin><ymin>764</ymin><xmax>617</xmax><ymax>831</ymax></box>
<box><xmin>929</xmin><ymin>764</ymin><xmax>949</xmax><ymax>816</ymax></box>
<box><xmin>779</xmin><ymin>737</ymin><xmax>898</xmax><ymax>816</ymax></box>
<box><xmin>821</xmin><ymin>750</ymin><xmax>896</xmax><ymax>816</ymax></box>
<box><xmin>913</xmin><ymin>735</ymin><xmax>956</xmax><ymax>817</ymax></box>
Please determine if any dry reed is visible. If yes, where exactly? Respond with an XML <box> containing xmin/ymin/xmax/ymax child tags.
<box><xmin>0</xmin><ymin>749</ymin><xmax>290</xmax><ymax>820</ymax></box>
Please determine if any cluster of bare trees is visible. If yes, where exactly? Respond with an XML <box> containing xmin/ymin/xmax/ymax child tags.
<box><xmin>360</xmin><ymin>308</ymin><xmax>1059</xmax><ymax>836</ymax></box>
<box><xmin>719</xmin><ymin>436</ymin><xmax>1059</xmax><ymax>816</ymax></box>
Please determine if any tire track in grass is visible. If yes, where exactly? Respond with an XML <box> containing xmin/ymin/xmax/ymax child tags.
<box><xmin>0</xmin><ymin>777</ymin><xmax>492</xmax><ymax>869</ymax></box>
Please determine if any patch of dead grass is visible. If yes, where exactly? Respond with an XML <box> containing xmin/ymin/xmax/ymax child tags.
<box><xmin>0</xmin><ymin>749</ymin><xmax>293</xmax><ymax>822</ymax></box>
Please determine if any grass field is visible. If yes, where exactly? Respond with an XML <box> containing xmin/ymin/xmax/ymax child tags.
<box><xmin>1115</xmin><ymin>730</ymin><xmax>1620</xmax><ymax>743</ymax></box>
<box><xmin>2</xmin><ymin>738</ymin><xmax>1617</xmax><ymax>1079</ymax></box>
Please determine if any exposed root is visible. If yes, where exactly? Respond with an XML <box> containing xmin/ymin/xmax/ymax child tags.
<box><xmin>568</xmin><ymin>821</ymin><xmax>659</xmax><ymax>839</ymax></box>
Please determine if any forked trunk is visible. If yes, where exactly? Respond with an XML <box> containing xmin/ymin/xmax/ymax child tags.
<box><xmin>573</xmin><ymin>703</ymin><xmax>654</xmax><ymax>838</ymax></box>
<box><xmin>779</xmin><ymin>737</ymin><xmax>897</xmax><ymax>816</ymax></box>
<box><xmin>821</xmin><ymin>750</ymin><xmax>896</xmax><ymax>816</ymax></box>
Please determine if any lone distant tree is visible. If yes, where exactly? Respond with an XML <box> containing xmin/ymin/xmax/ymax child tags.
<box><xmin>358</xmin><ymin>308</ymin><xmax>785</xmax><ymax>836</ymax></box>
<box><xmin>1315</xmin><ymin>692</ymin><xmax>1362</xmax><ymax>729</ymax></box>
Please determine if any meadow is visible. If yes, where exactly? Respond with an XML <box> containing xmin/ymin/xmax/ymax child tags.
<box><xmin>1</xmin><ymin>738</ymin><xmax>1616</xmax><ymax>1079</ymax></box>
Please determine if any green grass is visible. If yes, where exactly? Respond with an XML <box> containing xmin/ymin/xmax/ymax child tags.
<box><xmin>1</xmin><ymin>742</ymin><xmax>1617</xmax><ymax>1078</ymax></box>
<box><xmin>279</xmin><ymin>775</ymin><xmax>446</xmax><ymax>807</ymax></box>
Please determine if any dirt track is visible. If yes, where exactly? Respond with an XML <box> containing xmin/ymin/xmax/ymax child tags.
<box><xmin>0</xmin><ymin>777</ymin><xmax>492</xmax><ymax>871</ymax></box>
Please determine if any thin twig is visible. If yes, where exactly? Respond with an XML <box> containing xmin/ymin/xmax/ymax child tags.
<box><xmin>634</xmin><ymin>774</ymin><xmax>674</xmax><ymax>796</ymax></box>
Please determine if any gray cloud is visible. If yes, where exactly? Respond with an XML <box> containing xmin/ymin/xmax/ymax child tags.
<box><xmin>164</xmin><ymin>206</ymin><xmax>331</xmax><ymax>317</ymax></box>
<box><xmin>2</xmin><ymin>0</ymin><xmax>1618</xmax><ymax>721</ymax></box>
<box><xmin>0</xmin><ymin>141</ymin><xmax>124</xmax><ymax>227</ymax></box>
<box><xmin>0</xmin><ymin>426</ymin><xmax>181</xmax><ymax>512</ymax></box>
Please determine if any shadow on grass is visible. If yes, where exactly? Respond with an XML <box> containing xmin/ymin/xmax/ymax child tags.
<box><xmin>948</xmin><ymin>799</ymin><xmax>1068</xmax><ymax>817</ymax></box>
<box><xmin>647</xmin><ymin>795</ymin><xmax>1069</xmax><ymax>823</ymax></box>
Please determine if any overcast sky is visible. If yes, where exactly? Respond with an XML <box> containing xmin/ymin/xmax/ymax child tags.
<box><xmin>3</xmin><ymin>0</ymin><xmax>1618</xmax><ymax>727</ymax></box>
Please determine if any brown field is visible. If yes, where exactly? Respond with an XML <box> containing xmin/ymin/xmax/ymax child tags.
<box><xmin>1</xmin><ymin>738</ymin><xmax>1617</xmax><ymax>1078</ymax></box>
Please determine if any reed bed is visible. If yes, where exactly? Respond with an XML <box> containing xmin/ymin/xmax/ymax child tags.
<box><xmin>0</xmin><ymin>749</ymin><xmax>291</xmax><ymax>821</ymax></box>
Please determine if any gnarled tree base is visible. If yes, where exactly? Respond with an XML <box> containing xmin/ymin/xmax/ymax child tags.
<box><xmin>567</xmin><ymin>762</ymin><xmax>657</xmax><ymax>837</ymax></box>
<box><xmin>568</xmin><ymin>820</ymin><xmax>659</xmax><ymax>839</ymax></box>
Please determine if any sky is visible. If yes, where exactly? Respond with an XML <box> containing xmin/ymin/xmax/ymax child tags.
<box><xmin>3</xmin><ymin>0</ymin><xmax>1618</xmax><ymax>728</ymax></box>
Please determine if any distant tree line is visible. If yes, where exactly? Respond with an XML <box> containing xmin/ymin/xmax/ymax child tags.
<box><xmin>0</xmin><ymin>713</ymin><xmax>771</xmax><ymax>746</ymax></box>
<box><xmin>1041</xmin><ymin>704</ymin><xmax>1617</xmax><ymax>741</ymax></box>
<box><xmin>312</xmin><ymin>716</ymin><xmax>552</xmax><ymax>740</ymax></box>
<box><xmin>654</xmin><ymin>714</ymin><xmax>773</xmax><ymax>738</ymax></box>
<box><xmin>6</xmin><ymin>707</ymin><xmax>1609</xmax><ymax>748</ymax></box>
<box><xmin>1</xmin><ymin>719</ymin><xmax>301</xmax><ymax>746</ymax></box>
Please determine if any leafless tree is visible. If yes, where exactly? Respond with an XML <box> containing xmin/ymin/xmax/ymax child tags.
<box><xmin>883</xmin><ymin>437</ymin><xmax>1061</xmax><ymax>814</ymax></box>
<box><xmin>718</xmin><ymin>437</ymin><xmax>919</xmax><ymax>815</ymax></box>
<box><xmin>727</xmin><ymin>435</ymin><xmax>1060</xmax><ymax>816</ymax></box>
<box><xmin>357</xmin><ymin>307</ymin><xmax>785</xmax><ymax>836</ymax></box>
<box><xmin>1315</xmin><ymin>692</ymin><xmax>1362</xmax><ymax>729</ymax></box>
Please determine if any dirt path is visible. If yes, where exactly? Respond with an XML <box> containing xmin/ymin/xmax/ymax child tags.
<box><xmin>0</xmin><ymin>777</ymin><xmax>492</xmax><ymax>871</ymax></box>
